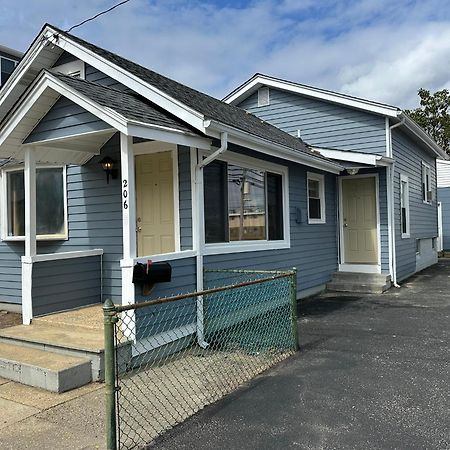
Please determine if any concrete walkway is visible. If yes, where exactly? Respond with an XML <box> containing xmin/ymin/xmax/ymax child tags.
<box><xmin>151</xmin><ymin>261</ymin><xmax>450</xmax><ymax>450</ymax></box>
<box><xmin>0</xmin><ymin>380</ymin><xmax>104</xmax><ymax>449</ymax></box>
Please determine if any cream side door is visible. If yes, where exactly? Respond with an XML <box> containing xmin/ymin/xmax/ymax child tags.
<box><xmin>135</xmin><ymin>152</ymin><xmax>175</xmax><ymax>256</ymax></box>
<box><xmin>342</xmin><ymin>177</ymin><xmax>378</xmax><ymax>264</ymax></box>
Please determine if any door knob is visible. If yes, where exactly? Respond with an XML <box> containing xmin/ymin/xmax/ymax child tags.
<box><xmin>344</xmin><ymin>223</ymin><xmax>348</xmax><ymax>227</ymax></box>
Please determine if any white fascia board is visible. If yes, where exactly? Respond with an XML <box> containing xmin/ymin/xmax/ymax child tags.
<box><xmin>205</xmin><ymin>120</ymin><xmax>343</xmax><ymax>174</ymax></box>
<box><xmin>0</xmin><ymin>72</ymin><xmax>128</xmax><ymax>149</ymax></box>
<box><xmin>311</xmin><ymin>147</ymin><xmax>394</xmax><ymax>167</ymax></box>
<box><xmin>46</xmin><ymin>30</ymin><xmax>206</xmax><ymax>133</ymax></box>
<box><xmin>225</xmin><ymin>75</ymin><xmax>400</xmax><ymax>118</ymax></box>
<box><xmin>399</xmin><ymin>113</ymin><xmax>449</xmax><ymax>160</ymax></box>
<box><xmin>0</xmin><ymin>30</ymin><xmax>48</xmax><ymax>111</ymax></box>
<box><xmin>127</xmin><ymin>122</ymin><xmax>212</xmax><ymax>149</ymax></box>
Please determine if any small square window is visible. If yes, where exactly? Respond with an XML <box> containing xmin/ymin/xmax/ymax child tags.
<box><xmin>307</xmin><ymin>173</ymin><xmax>325</xmax><ymax>224</ymax></box>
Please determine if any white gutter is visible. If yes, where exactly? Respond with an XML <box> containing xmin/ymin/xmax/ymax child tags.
<box><xmin>194</xmin><ymin>132</ymin><xmax>229</xmax><ymax>348</ymax></box>
<box><xmin>204</xmin><ymin>120</ymin><xmax>343</xmax><ymax>174</ymax></box>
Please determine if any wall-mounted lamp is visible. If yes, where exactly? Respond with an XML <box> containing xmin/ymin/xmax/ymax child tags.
<box><xmin>347</xmin><ymin>168</ymin><xmax>359</xmax><ymax>176</ymax></box>
<box><xmin>99</xmin><ymin>156</ymin><xmax>118</xmax><ymax>184</ymax></box>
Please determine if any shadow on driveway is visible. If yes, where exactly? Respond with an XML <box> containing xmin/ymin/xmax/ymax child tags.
<box><xmin>150</xmin><ymin>261</ymin><xmax>450</xmax><ymax>450</ymax></box>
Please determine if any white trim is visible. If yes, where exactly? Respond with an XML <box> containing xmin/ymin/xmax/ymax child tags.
<box><xmin>22</xmin><ymin>248</ymin><xmax>103</xmax><ymax>264</ymax></box>
<box><xmin>24</xmin><ymin>148</ymin><xmax>36</xmax><ymax>258</ymax></box>
<box><xmin>400</xmin><ymin>174</ymin><xmax>410</xmax><ymax>239</ymax></box>
<box><xmin>438</xmin><ymin>202</ymin><xmax>443</xmax><ymax>252</ymax></box>
<box><xmin>21</xmin><ymin>260</ymin><xmax>33</xmax><ymax>325</ymax></box>
<box><xmin>338</xmin><ymin>174</ymin><xmax>381</xmax><ymax>271</ymax></box>
<box><xmin>200</xmin><ymin>149</ymin><xmax>290</xmax><ymax>254</ymax></box>
<box><xmin>44</xmin><ymin>28</ymin><xmax>207</xmax><ymax>132</ymax></box>
<box><xmin>22</xmin><ymin>128</ymin><xmax>115</xmax><ymax>148</ymax></box>
<box><xmin>1</xmin><ymin>165</ymin><xmax>68</xmax><ymax>241</ymax></box>
<box><xmin>205</xmin><ymin>120</ymin><xmax>343</xmax><ymax>174</ymax></box>
<box><xmin>307</xmin><ymin>172</ymin><xmax>326</xmax><ymax>224</ymax></box>
<box><xmin>224</xmin><ymin>74</ymin><xmax>400</xmax><ymax>117</ymax></box>
<box><xmin>52</xmin><ymin>60</ymin><xmax>85</xmax><ymax>79</ymax></box>
<box><xmin>120</xmin><ymin>250</ymin><xmax>197</xmax><ymax>267</ymax></box>
<box><xmin>311</xmin><ymin>147</ymin><xmax>393</xmax><ymax>167</ymax></box>
<box><xmin>338</xmin><ymin>263</ymin><xmax>381</xmax><ymax>274</ymax></box>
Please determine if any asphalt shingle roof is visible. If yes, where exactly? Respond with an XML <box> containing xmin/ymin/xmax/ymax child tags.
<box><xmin>51</xmin><ymin>71</ymin><xmax>201</xmax><ymax>135</ymax></box>
<box><xmin>49</xmin><ymin>25</ymin><xmax>336</xmax><ymax>165</ymax></box>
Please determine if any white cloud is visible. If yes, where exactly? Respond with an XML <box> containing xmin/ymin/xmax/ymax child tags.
<box><xmin>1</xmin><ymin>0</ymin><xmax>450</xmax><ymax>108</ymax></box>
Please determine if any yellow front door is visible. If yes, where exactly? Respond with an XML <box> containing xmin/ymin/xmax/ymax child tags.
<box><xmin>342</xmin><ymin>177</ymin><xmax>378</xmax><ymax>264</ymax></box>
<box><xmin>135</xmin><ymin>152</ymin><xmax>175</xmax><ymax>256</ymax></box>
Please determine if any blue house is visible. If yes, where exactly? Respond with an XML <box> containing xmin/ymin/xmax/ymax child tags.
<box><xmin>0</xmin><ymin>25</ymin><xmax>446</xmax><ymax>329</ymax></box>
<box><xmin>225</xmin><ymin>74</ymin><xmax>447</xmax><ymax>285</ymax></box>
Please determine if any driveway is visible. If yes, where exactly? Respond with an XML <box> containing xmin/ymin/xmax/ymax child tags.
<box><xmin>151</xmin><ymin>260</ymin><xmax>450</xmax><ymax>450</ymax></box>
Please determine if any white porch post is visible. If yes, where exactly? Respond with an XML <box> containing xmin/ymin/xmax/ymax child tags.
<box><xmin>21</xmin><ymin>147</ymin><xmax>37</xmax><ymax>324</ymax></box>
<box><xmin>119</xmin><ymin>133</ymin><xmax>137</xmax><ymax>338</ymax></box>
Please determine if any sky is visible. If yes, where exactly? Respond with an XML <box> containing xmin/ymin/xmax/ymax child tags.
<box><xmin>1</xmin><ymin>0</ymin><xmax>450</xmax><ymax>109</ymax></box>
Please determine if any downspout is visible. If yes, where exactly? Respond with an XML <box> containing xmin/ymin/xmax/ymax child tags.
<box><xmin>195</xmin><ymin>132</ymin><xmax>228</xmax><ymax>348</ymax></box>
<box><xmin>388</xmin><ymin>118</ymin><xmax>405</xmax><ymax>287</ymax></box>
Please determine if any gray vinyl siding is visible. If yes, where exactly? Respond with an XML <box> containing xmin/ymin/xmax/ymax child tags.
<box><xmin>24</xmin><ymin>97</ymin><xmax>111</xmax><ymax>143</ymax></box>
<box><xmin>178</xmin><ymin>146</ymin><xmax>193</xmax><ymax>250</ymax></box>
<box><xmin>31</xmin><ymin>255</ymin><xmax>101</xmax><ymax>316</ymax></box>
<box><xmin>53</xmin><ymin>51</ymin><xmax>78</xmax><ymax>66</ymax></box>
<box><xmin>0</xmin><ymin>243</ymin><xmax>23</xmax><ymax>304</ymax></box>
<box><xmin>392</xmin><ymin>128</ymin><xmax>438</xmax><ymax>281</ymax></box>
<box><xmin>438</xmin><ymin>187</ymin><xmax>450</xmax><ymax>250</ymax></box>
<box><xmin>203</xmin><ymin>144</ymin><xmax>338</xmax><ymax>295</ymax></box>
<box><xmin>85</xmin><ymin>64</ymin><xmax>128</xmax><ymax>91</ymax></box>
<box><xmin>0</xmin><ymin>136</ymin><xmax>193</xmax><ymax>307</ymax></box>
<box><xmin>238</xmin><ymin>89</ymin><xmax>387</xmax><ymax>154</ymax></box>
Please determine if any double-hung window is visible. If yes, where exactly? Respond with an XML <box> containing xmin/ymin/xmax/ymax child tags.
<box><xmin>422</xmin><ymin>162</ymin><xmax>432</xmax><ymax>204</ymax></box>
<box><xmin>400</xmin><ymin>174</ymin><xmax>410</xmax><ymax>238</ymax></box>
<box><xmin>307</xmin><ymin>172</ymin><xmax>326</xmax><ymax>224</ymax></box>
<box><xmin>203</xmin><ymin>153</ymin><xmax>288</xmax><ymax>253</ymax></box>
<box><xmin>2</xmin><ymin>167</ymin><xmax>67</xmax><ymax>240</ymax></box>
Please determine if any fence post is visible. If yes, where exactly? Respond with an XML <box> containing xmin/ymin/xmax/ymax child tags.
<box><xmin>103</xmin><ymin>299</ymin><xmax>118</xmax><ymax>450</ymax></box>
<box><xmin>290</xmin><ymin>268</ymin><xmax>299</xmax><ymax>350</ymax></box>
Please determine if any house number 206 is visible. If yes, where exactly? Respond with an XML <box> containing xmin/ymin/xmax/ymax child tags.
<box><xmin>123</xmin><ymin>180</ymin><xmax>128</xmax><ymax>209</ymax></box>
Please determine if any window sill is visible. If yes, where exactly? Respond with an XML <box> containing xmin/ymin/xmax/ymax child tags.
<box><xmin>401</xmin><ymin>233</ymin><xmax>410</xmax><ymax>239</ymax></box>
<box><xmin>422</xmin><ymin>200</ymin><xmax>433</xmax><ymax>205</ymax></box>
<box><xmin>2</xmin><ymin>234</ymin><xmax>68</xmax><ymax>242</ymax></box>
<box><xmin>204</xmin><ymin>240</ymin><xmax>290</xmax><ymax>255</ymax></box>
<box><xmin>308</xmin><ymin>218</ymin><xmax>326</xmax><ymax>224</ymax></box>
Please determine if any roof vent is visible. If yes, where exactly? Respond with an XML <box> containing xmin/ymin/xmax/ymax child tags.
<box><xmin>257</xmin><ymin>87</ymin><xmax>270</xmax><ymax>107</ymax></box>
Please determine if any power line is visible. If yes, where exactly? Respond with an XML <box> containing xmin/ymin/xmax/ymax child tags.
<box><xmin>65</xmin><ymin>0</ymin><xmax>132</xmax><ymax>33</ymax></box>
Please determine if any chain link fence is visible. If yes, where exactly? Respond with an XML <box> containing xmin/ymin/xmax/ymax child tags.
<box><xmin>104</xmin><ymin>268</ymin><xmax>299</xmax><ymax>450</ymax></box>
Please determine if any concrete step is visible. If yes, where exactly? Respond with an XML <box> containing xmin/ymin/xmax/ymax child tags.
<box><xmin>326</xmin><ymin>281</ymin><xmax>391</xmax><ymax>294</ymax></box>
<box><xmin>330</xmin><ymin>272</ymin><xmax>391</xmax><ymax>283</ymax></box>
<box><xmin>0</xmin><ymin>342</ymin><xmax>91</xmax><ymax>393</ymax></box>
<box><xmin>0</xmin><ymin>323</ymin><xmax>105</xmax><ymax>381</ymax></box>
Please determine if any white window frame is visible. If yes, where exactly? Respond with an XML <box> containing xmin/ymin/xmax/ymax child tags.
<box><xmin>0</xmin><ymin>55</ymin><xmax>18</xmax><ymax>86</ymax></box>
<box><xmin>1</xmin><ymin>165</ymin><xmax>68</xmax><ymax>241</ymax></box>
<box><xmin>400</xmin><ymin>174</ymin><xmax>410</xmax><ymax>239</ymax></box>
<box><xmin>422</xmin><ymin>161</ymin><xmax>432</xmax><ymax>204</ymax></box>
<box><xmin>307</xmin><ymin>172</ymin><xmax>326</xmax><ymax>224</ymax></box>
<box><xmin>201</xmin><ymin>150</ymin><xmax>290</xmax><ymax>255</ymax></box>
<box><xmin>52</xmin><ymin>60</ymin><xmax>86</xmax><ymax>79</ymax></box>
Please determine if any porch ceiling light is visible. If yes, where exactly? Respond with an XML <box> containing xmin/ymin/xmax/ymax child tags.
<box><xmin>99</xmin><ymin>156</ymin><xmax>118</xmax><ymax>184</ymax></box>
<box><xmin>347</xmin><ymin>168</ymin><xmax>359</xmax><ymax>176</ymax></box>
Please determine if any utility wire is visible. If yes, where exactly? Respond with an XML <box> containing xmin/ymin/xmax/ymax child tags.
<box><xmin>65</xmin><ymin>0</ymin><xmax>132</xmax><ymax>33</ymax></box>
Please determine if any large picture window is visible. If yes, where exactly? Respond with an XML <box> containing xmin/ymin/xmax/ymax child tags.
<box><xmin>203</xmin><ymin>155</ymin><xmax>288</xmax><ymax>251</ymax></box>
<box><xmin>3</xmin><ymin>167</ymin><xmax>67</xmax><ymax>239</ymax></box>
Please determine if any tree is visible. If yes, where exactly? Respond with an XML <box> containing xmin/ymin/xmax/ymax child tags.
<box><xmin>406</xmin><ymin>88</ymin><xmax>450</xmax><ymax>154</ymax></box>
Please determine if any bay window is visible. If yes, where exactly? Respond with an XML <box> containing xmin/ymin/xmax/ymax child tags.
<box><xmin>203</xmin><ymin>154</ymin><xmax>288</xmax><ymax>252</ymax></box>
<box><xmin>3</xmin><ymin>167</ymin><xmax>67</xmax><ymax>240</ymax></box>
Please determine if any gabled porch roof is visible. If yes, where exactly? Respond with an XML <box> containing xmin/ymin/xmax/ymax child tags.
<box><xmin>0</xmin><ymin>70</ymin><xmax>210</xmax><ymax>165</ymax></box>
